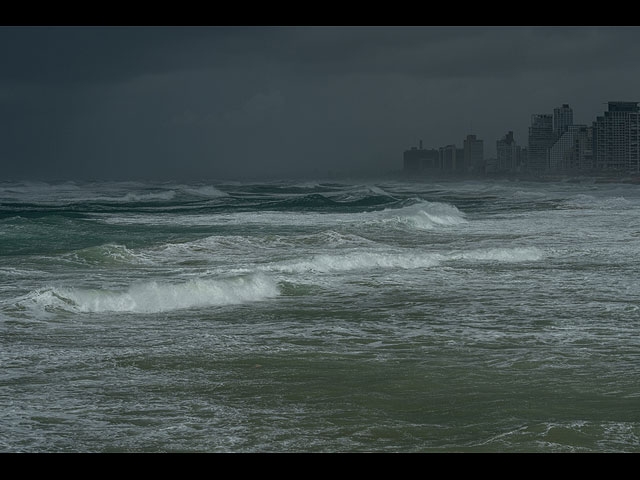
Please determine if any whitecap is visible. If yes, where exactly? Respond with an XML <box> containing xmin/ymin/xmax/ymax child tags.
<box><xmin>374</xmin><ymin>200</ymin><xmax>467</xmax><ymax>230</ymax></box>
<box><xmin>263</xmin><ymin>246</ymin><xmax>543</xmax><ymax>274</ymax></box>
<box><xmin>267</xmin><ymin>250</ymin><xmax>443</xmax><ymax>273</ymax></box>
<box><xmin>13</xmin><ymin>273</ymin><xmax>280</xmax><ymax>314</ymax></box>
<box><xmin>447</xmin><ymin>247</ymin><xmax>545</xmax><ymax>262</ymax></box>
<box><xmin>178</xmin><ymin>185</ymin><xmax>228</xmax><ymax>198</ymax></box>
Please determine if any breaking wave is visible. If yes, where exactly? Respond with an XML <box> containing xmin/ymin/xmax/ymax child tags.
<box><xmin>373</xmin><ymin>200</ymin><xmax>467</xmax><ymax>230</ymax></box>
<box><xmin>89</xmin><ymin>199</ymin><xmax>466</xmax><ymax>231</ymax></box>
<box><xmin>447</xmin><ymin>247</ymin><xmax>544</xmax><ymax>262</ymax></box>
<box><xmin>512</xmin><ymin>190</ymin><xmax>549</xmax><ymax>200</ymax></box>
<box><xmin>270</xmin><ymin>251</ymin><xmax>442</xmax><ymax>273</ymax></box>
<box><xmin>266</xmin><ymin>247</ymin><xmax>544</xmax><ymax>274</ymax></box>
<box><xmin>14</xmin><ymin>274</ymin><xmax>280</xmax><ymax>314</ymax></box>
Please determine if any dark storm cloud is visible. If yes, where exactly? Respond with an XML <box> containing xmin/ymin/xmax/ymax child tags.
<box><xmin>1</xmin><ymin>26</ymin><xmax>640</xmax><ymax>181</ymax></box>
<box><xmin>214</xmin><ymin>26</ymin><xmax>640</xmax><ymax>79</ymax></box>
<box><xmin>0</xmin><ymin>26</ymin><xmax>249</xmax><ymax>84</ymax></box>
<box><xmin>4</xmin><ymin>26</ymin><xmax>639</xmax><ymax>85</ymax></box>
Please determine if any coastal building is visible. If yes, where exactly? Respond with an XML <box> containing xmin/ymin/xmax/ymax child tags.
<box><xmin>439</xmin><ymin>144</ymin><xmax>464</xmax><ymax>172</ymax></box>
<box><xmin>593</xmin><ymin>102</ymin><xmax>640</xmax><ymax>173</ymax></box>
<box><xmin>496</xmin><ymin>131</ymin><xmax>522</xmax><ymax>172</ymax></box>
<box><xmin>528</xmin><ymin>114</ymin><xmax>555</xmax><ymax>173</ymax></box>
<box><xmin>521</xmin><ymin>147</ymin><xmax>528</xmax><ymax>170</ymax></box>
<box><xmin>463</xmin><ymin>134</ymin><xmax>484</xmax><ymax>173</ymax></box>
<box><xmin>403</xmin><ymin>140</ymin><xmax>439</xmax><ymax>172</ymax></box>
<box><xmin>484</xmin><ymin>157</ymin><xmax>498</xmax><ymax>174</ymax></box>
<box><xmin>548</xmin><ymin>125</ymin><xmax>592</xmax><ymax>172</ymax></box>
<box><xmin>403</xmin><ymin>145</ymin><xmax>422</xmax><ymax>172</ymax></box>
<box><xmin>553</xmin><ymin>104</ymin><xmax>573</xmax><ymax>137</ymax></box>
<box><xmin>576</xmin><ymin>126</ymin><xmax>594</xmax><ymax>172</ymax></box>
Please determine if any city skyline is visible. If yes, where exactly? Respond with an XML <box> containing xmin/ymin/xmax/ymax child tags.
<box><xmin>404</xmin><ymin>100</ymin><xmax>640</xmax><ymax>177</ymax></box>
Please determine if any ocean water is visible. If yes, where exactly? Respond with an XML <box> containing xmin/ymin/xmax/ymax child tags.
<box><xmin>1</xmin><ymin>178</ymin><xmax>640</xmax><ymax>452</ymax></box>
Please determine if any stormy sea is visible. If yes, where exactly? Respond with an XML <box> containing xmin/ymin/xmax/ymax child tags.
<box><xmin>1</xmin><ymin>178</ymin><xmax>639</xmax><ymax>452</ymax></box>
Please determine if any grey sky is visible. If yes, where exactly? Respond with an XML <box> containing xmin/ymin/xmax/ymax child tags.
<box><xmin>1</xmin><ymin>26</ymin><xmax>639</xmax><ymax>181</ymax></box>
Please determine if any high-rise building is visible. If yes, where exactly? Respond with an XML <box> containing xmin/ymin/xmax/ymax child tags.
<box><xmin>553</xmin><ymin>104</ymin><xmax>574</xmax><ymax>137</ymax></box>
<box><xmin>528</xmin><ymin>114</ymin><xmax>555</xmax><ymax>173</ymax></box>
<box><xmin>456</xmin><ymin>147</ymin><xmax>465</xmax><ymax>172</ymax></box>
<box><xmin>463</xmin><ymin>134</ymin><xmax>484</xmax><ymax>173</ymax></box>
<box><xmin>577</xmin><ymin>126</ymin><xmax>594</xmax><ymax>172</ymax></box>
<box><xmin>439</xmin><ymin>145</ymin><xmax>464</xmax><ymax>172</ymax></box>
<box><xmin>593</xmin><ymin>102</ymin><xmax>640</xmax><ymax>173</ymax></box>
<box><xmin>403</xmin><ymin>141</ymin><xmax>439</xmax><ymax>172</ymax></box>
<box><xmin>548</xmin><ymin>125</ymin><xmax>592</xmax><ymax>172</ymax></box>
<box><xmin>496</xmin><ymin>131</ymin><xmax>522</xmax><ymax>172</ymax></box>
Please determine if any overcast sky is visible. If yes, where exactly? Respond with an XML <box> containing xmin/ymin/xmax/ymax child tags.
<box><xmin>1</xmin><ymin>26</ymin><xmax>639</xmax><ymax>181</ymax></box>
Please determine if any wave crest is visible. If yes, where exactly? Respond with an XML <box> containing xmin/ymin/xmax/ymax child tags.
<box><xmin>266</xmin><ymin>246</ymin><xmax>543</xmax><ymax>274</ymax></box>
<box><xmin>15</xmin><ymin>274</ymin><xmax>279</xmax><ymax>314</ymax></box>
<box><xmin>270</xmin><ymin>251</ymin><xmax>442</xmax><ymax>273</ymax></box>
<box><xmin>375</xmin><ymin>200</ymin><xmax>467</xmax><ymax>230</ymax></box>
<box><xmin>448</xmin><ymin>247</ymin><xmax>544</xmax><ymax>262</ymax></box>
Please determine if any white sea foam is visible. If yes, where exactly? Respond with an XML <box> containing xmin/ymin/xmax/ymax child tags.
<box><xmin>264</xmin><ymin>246</ymin><xmax>543</xmax><ymax>274</ymax></box>
<box><xmin>375</xmin><ymin>200</ymin><xmax>467</xmax><ymax>230</ymax></box>
<box><xmin>89</xmin><ymin>211</ymin><xmax>329</xmax><ymax>227</ymax></box>
<box><xmin>145</xmin><ymin>231</ymin><xmax>378</xmax><ymax>267</ymax></box>
<box><xmin>367</xmin><ymin>185</ymin><xmax>394</xmax><ymax>197</ymax></box>
<box><xmin>292</xmin><ymin>181</ymin><xmax>325</xmax><ymax>189</ymax></box>
<box><xmin>0</xmin><ymin>267</ymin><xmax>43</xmax><ymax>277</ymax></box>
<box><xmin>512</xmin><ymin>190</ymin><xmax>548</xmax><ymax>199</ymax></box>
<box><xmin>330</xmin><ymin>184</ymin><xmax>397</xmax><ymax>202</ymax></box>
<box><xmin>177</xmin><ymin>185</ymin><xmax>228</xmax><ymax>198</ymax></box>
<box><xmin>151</xmin><ymin>235</ymin><xmax>284</xmax><ymax>262</ymax></box>
<box><xmin>448</xmin><ymin>247</ymin><xmax>544</xmax><ymax>262</ymax></box>
<box><xmin>562</xmin><ymin>194</ymin><xmax>633</xmax><ymax>210</ymax></box>
<box><xmin>15</xmin><ymin>274</ymin><xmax>280</xmax><ymax>314</ymax></box>
<box><xmin>313</xmin><ymin>230</ymin><xmax>378</xmax><ymax>247</ymax></box>
<box><xmin>269</xmin><ymin>251</ymin><xmax>443</xmax><ymax>273</ymax></box>
<box><xmin>88</xmin><ymin>199</ymin><xmax>467</xmax><ymax>231</ymax></box>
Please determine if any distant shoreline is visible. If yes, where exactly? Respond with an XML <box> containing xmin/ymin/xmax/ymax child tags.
<box><xmin>399</xmin><ymin>171</ymin><xmax>640</xmax><ymax>185</ymax></box>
